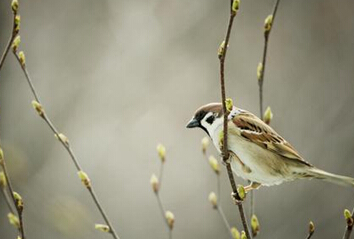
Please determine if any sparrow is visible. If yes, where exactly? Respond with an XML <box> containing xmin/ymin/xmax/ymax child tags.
<box><xmin>187</xmin><ymin>103</ymin><xmax>354</xmax><ymax>191</ymax></box>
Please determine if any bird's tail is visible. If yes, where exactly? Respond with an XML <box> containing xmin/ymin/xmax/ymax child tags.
<box><xmin>307</xmin><ymin>167</ymin><xmax>354</xmax><ymax>187</ymax></box>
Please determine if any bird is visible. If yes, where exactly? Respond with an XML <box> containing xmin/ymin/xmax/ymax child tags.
<box><xmin>186</xmin><ymin>102</ymin><xmax>354</xmax><ymax>192</ymax></box>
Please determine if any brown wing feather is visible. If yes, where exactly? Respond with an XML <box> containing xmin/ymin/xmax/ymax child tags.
<box><xmin>232</xmin><ymin>111</ymin><xmax>312</xmax><ymax>166</ymax></box>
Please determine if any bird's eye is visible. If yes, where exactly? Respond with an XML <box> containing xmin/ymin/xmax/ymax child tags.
<box><xmin>206</xmin><ymin>115</ymin><xmax>214</xmax><ymax>124</ymax></box>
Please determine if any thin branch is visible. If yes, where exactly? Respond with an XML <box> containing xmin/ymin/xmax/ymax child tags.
<box><xmin>215</xmin><ymin>173</ymin><xmax>233</xmax><ymax>239</ymax></box>
<box><xmin>156</xmin><ymin>193</ymin><xmax>170</xmax><ymax>234</ymax></box>
<box><xmin>306</xmin><ymin>232</ymin><xmax>314</xmax><ymax>239</ymax></box>
<box><xmin>153</xmin><ymin>160</ymin><xmax>172</xmax><ymax>239</ymax></box>
<box><xmin>252</xmin><ymin>0</ymin><xmax>281</xmax><ymax>222</ymax></box>
<box><xmin>343</xmin><ymin>209</ymin><xmax>354</xmax><ymax>239</ymax></box>
<box><xmin>217</xmin><ymin>205</ymin><xmax>234</xmax><ymax>239</ymax></box>
<box><xmin>257</xmin><ymin>0</ymin><xmax>281</xmax><ymax>117</ymax></box>
<box><xmin>12</xmin><ymin>53</ymin><xmax>120</xmax><ymax>239</ymax></box>
<box><xmin>218</xmin><ymin>2</ymin><xmax>252</xmax><ymax>238</ymax></box>
<box><xmin>0</xmin><ymin>4</ymin><xmax>25</xmax><ymax>238</ymax></box>
<box><xmin>0</xmin><ymin>148</ymin><xmax>25</xmax><ymax>239</ymax></box>
<box><xmin>306</xmin><ymin>231</ymin><xmax>314</xmax><ymax>239</ymax></box>
<box><xmin>0</xmin><ymin>14</ymin><xmax>16</xmax><ymax>72</ymax></box>
<box><xmin>0</xmin><ymin>186</ymin><xmax>16</xmax><ymax>214</ymax></box>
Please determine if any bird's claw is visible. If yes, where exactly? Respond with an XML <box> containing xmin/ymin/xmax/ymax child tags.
<box><xmin>231</xmin><ymin>192</ymin><xmax>243</xmax><ymax>205</ymax></box>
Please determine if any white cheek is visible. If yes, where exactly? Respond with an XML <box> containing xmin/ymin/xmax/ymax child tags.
<box><xmin>200</xmin><ymin>113</ymin><xmax>212</xmax><ymax>131</ymax></box>
<box><xmin>209</xmin><ymin>117</ymin><xmax>223</xmax><ymax>135</ymax></box>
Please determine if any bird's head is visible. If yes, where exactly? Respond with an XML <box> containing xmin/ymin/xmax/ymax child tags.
<box><xmin>186</xmin><ymin>103</ymin><xmax>224</xmax><ymax>136</ymax></box>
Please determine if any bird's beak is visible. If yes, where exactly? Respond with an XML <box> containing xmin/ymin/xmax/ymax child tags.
<box><xmin>186</xmin><ymin>118</ymin><xmax>199</xmax><ymax>128</ymax></box>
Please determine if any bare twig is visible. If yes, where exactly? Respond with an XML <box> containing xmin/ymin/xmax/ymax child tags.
<box><xmin>257</xmin><ymin>0</ymin><xmax>281</xmax><ymax>117</ymax></box>
<box><xmin>218</xmin><ymin>1</ymin><xmax>251</xmax><ymax>238</ymax></box>
<box><xmin>0</xmin><ymin>147</ymin><xmax>26</xmax><ymax>239</ymax></box>
<box><xmin>0</xmin><ymin>13</ymin><xmax>16</xmax><ymax>72</ymax></box>
<box><xmin>306</xmin><ymin>232</ymin><xmax>314</xmax><ymax>239</ymax></box>
<box><xmin>305</xmin><ymin>221</ymin><xmax>315</xmax><ymax>239</ymax></box>
<box><xmin>12</xmin><ymin>53</ymin><xmax>120</xmax><ymax>239</ymax></box>
<box><xmin>152</xmin><ymin>148</ymin><xmax>173</xmax><ymax>239</ymax></box>
<box><xmin>216</xmin><ymin>174</ymin><xmax>234</xmax><ymax>239</ymax></box>
<box><xmin>217</xmin><ymin>205</ymin><xmax>234</xmax><ymax>239</ymax></box>
<box><xmin>155</xmin><ymin>193</ymin><xmax>171</xmax><ymax>238</ymax></box>
<box><xmin>0</xmin><ymin>2</ymin><xmax>26</xmax><ymax>238</ymax></box>
<box><xmin>343</xmin><ymin>209</ymin><xmax>354</xmax><ymax>239</ymax></box>
<box><xmin>251</xmin><ymin>0</ymin><xmax>281</xmax><ymax>222</ymax></box>
<box><xmin>204</xmin><ymin>148</ymin><xmax>233</xmax><ymax>238</ymax></box>
<box><xmin>0</xmin><ymin>186</ymin><xmax>16</xmax><ymax>214</ymax></box>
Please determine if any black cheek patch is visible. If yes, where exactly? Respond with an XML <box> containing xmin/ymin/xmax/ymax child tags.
<box><xmin>206</xmin><ymin>116</ymin><xmax>214</xmax><ymax>124</ymax></box>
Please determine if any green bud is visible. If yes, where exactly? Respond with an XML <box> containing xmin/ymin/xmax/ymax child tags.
<box><xmin>263</xmin><ymin>106</ymin><xmax>273</xmax><ymax>124</ymax></box>
<box><xmin>237</xmin><ymin>185</ymin><xmax>246</xmax><ymax>200</ymax></box>
<box><xmin>8</xmin><ymin>213</ymin><xmax>20</xmax><ymax>228</ymax></box>
<box><xmin>201</xmin><ymin>137</ymin><xmax>209</xmax><ymax>154</ymax></box>
<box><xmin>18</xmin><ymin>51</ymin><xmax>25</xmax><ymax>66</ymax></box>
<box><xmin>150</xmin><ymin>174</ymin><xmax>159</xmax><ymax>193</ymax></box>
<box><xmin>344</xmin><ymin>209</ymin><xmax>352</xmax><ymax>220</ymax></box>
<box><xmin>231</xmin><ymin>227</ymin><xmax>240</xmax><ymax>239</ymax></box>
<box><xmin>55</xmin><ymin>133</ymin><xmax>69</xmax><ymax>145</ymax></box>
<box><xmin>264</xmin><ymin>15</ymin><xmax>273</xmax><ymax>33</ymax></box>
<box><xmin>0</xmin><ymin>172</ymin><xmax>6</xmax><ymax>188</ymax></box>
<box><xmin>12</xmin><ymin>35</ymin><xmax>21</xmax><ymax>52</ymax></box>
<box><xmin>309</xmin><ymin>221</ymin><xmax>315</xmax><ymax>234</ymax></box>
<box><xmin>14</xmin><ymin>15</ymin><xmax>20</xmax><ymax>33</ymax></box>
<box><xmin>11</xmin><ymin>0</ymin><xmax>19</xmax><ymax>14</ymax></box>
<box><xmin>208</xmin><ymin>156</ymin><xmax>220</xmax><ymax>174</ymax></box>
<box><xmin>225</xmin><ymin>98</ymin><xmax>233</xmax><ymax>113</ymax></box>
<box><xmin>13</xmin><ymin>191</ymin><xmax>24</xmax><ymax>212</ymax></box>
<box><xmin>251</xmin><ymin>214</ymin><xmax>260</xmax><ymax>236</ymax></box>
<box><xmin>95</xmin><ymin>224</ymin><xmax>110</xmax><ymax>233</ymax></box>
<box><xmin>31</xmin><ymin>100</ymin><xmax>44</xmax><ymax>117</ymax></box>
<box><xmin>156</xmin><ymin>144</ymin><xmax>166</xmax><ymax>162</ymax></box>
<box><xmin>344</xmin><ymin>209</ymin><xmax>353</xmax><ymax>226</ymax></box>
<box><xmin>231</xmin><ymin>0</ymin><xmax>240</xmax><ymax>14</ymax></box>
<box><xmin>208</xmin><ymin>192</ymin><xmax>217</xmax><ymax>208</ymax></box>
<box><xmin>78</xmin><ymin>171</ymin><xmax>91</xmax><ymax>188</ymax></box>
<box><xmin>218</xmin><ymin>41</ymin><xmax>226</xmax><ymax>58</ymax></box>
<box><xmin>0</xmin><ymin>148</ymin><xmax>4</xmax><ymax>163</ymax></box>
<box><xmin>165</xmin><ymin>211</ymin><xmax>175</xmax><ymax>229</ymax></box>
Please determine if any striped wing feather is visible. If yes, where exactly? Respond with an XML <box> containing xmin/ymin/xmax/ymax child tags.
<box><xmin>232</xmin><ymin>111</ymin><xmax>311</xmax><ymax>166</ymax></box>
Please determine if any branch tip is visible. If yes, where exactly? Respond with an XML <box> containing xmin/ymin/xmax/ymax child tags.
<box><xmin>156</xmin><ymin>144</ymin><xmax>166</xmax><ymax>163</ymax></box>
<box><xmin>95</xmin><ymin>224</ymin><xmax>110</xmax><ymax>233</ymax></box>
<box><xmin>150</xmin><ymin>174</ymin><xmax>159</xmax><ymax>193</ymax></box>
<box><xmin>208</xmin><ymin>192</ymin><xmax>218</xmax><ymax>208</ymax></box>
<box><xmin>165</xmin><ymin>211</ymin><xmax>175</xmax><ymax>230</ymax></box>
<box><xmin>231</xmin><ymin>227</ymin><xmax>241</xmax><ymax>239</ymax></box>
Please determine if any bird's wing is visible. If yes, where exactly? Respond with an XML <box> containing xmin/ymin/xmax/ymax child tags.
<box><xmin>232</xmin><ymin>111</ymin><xmax>311</xmax><ymax>166</ymax></box>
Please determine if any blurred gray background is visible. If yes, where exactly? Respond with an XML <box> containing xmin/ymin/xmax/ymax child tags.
<box><xmin>1</xmin><ymin>0</ymin><xmax>354</xmax><ymax>238</ymax></box>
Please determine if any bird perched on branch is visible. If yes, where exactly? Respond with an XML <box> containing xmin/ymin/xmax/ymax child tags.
<box><xmin>187</xmin><ymin>103</ymin><xmax>354</xmax><ymax>192</ymax></box>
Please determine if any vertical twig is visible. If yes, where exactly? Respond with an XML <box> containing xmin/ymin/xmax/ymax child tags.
<box><xmin>12</xmin><ymin>52</ymin><xmax>120</xmax><ymax>239</ymax></box>
<box><xmin>0</xmin><ymin>13</ymin><xmax>16</xmax><ymax>72</ymax></box>
<box><xmin>0</xmin><ymin>185</ymin><xmax>16</xmax><ymax>214</ymax></box>
<box><xmin>205</xmin><ymin>151</ymin><xmax>234</xmax><ymax>239</ymax></box>
<box><xmin>0</xmin><ymin>2</ymin><xmax>26</xmax><ymax>238</ymax></box>
<box><xmin>152</xmin><ymin>144</ymin><xmax>173</xmax><ymax>239</ymax></box>
<box><xmin>343</xmin><ymin>209</ymin><xmax>354</xmax><ymax>239</ymax></box>
<box><xmin>218</xmin><ymin>1</ymin><xmax>251</xmax><ymax>238</ymax></box>
<box><xmin>0</xmin><ymin>147</ymin><xmax>26</xmax><ymax>239</ymax></box>
<box><xmin>216</xmin><ymin>173</ymin><xmax>234</xmax><ymax>239</ymax></box>
<box><xmin>257</xmin><ymin>0</ymin><xmax>281</xmax><ymax>117</ymax></box>
<box><xmin>306</xmin><ymin>221</ymin><xmax>315</xmax><ymax>239</ymax></box>
<box><xmin>252</xmin><ymin>0</ymin><xmax>281</xmax><ymax>221</ymax></box>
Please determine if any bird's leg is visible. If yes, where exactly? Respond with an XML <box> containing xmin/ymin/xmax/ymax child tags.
<box><xmin>231</xmin><ymin>192</ymin><xmax>243</xmax><ymax>205</ymax></box>
<box><xmin>231</xmin><ymin>182</ymin><xmax>261</xmax><ymax>205</ymax></box>
<box><xmin>244</xmin><ymin>182</ymin><xmax>261</xmax><ymax>192</ymax></box>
